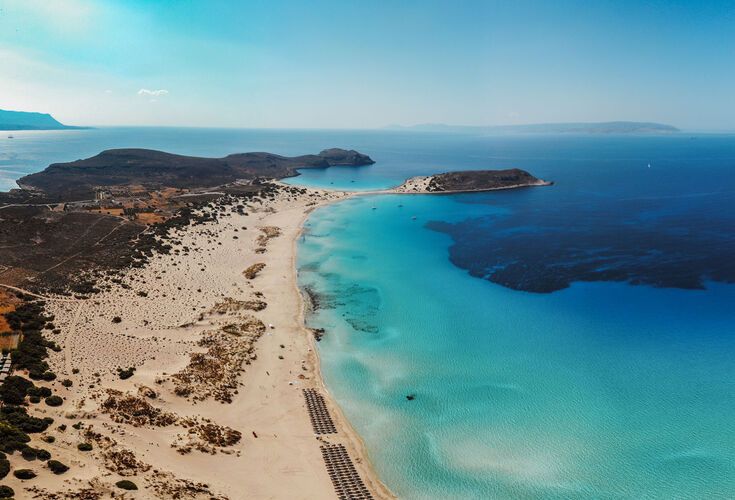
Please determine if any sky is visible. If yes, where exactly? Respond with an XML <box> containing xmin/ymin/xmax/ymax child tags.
<box><xmin>0</xmin><ymin>0</ymin><xmax>733</xmax><ymax>130</ymax></box>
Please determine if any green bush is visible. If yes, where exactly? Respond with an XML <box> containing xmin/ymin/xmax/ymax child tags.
<box><xmin>1</xmin><ymin>406</ymin><xmax>51</xmax><ymax>433</ymax></box>
<box><xmin>0</xmin><ymin>457</ymin><xmax>9</xmax><ymax>479</ymax></box>
<box><xmin>28</xmin><ymin>395</ymin><xmax>41</xmax><ymax>404</ymax></box>
<box><xmin>13</xmin><ymin>468</ymin><xmax>36</xmax><ymax>480</ymax></box>
<box><xmin>21</xmin><ymin>447</ymin><xmax>37</xmax><ymax>460</ymax></box>
<box><xmin>115</xmin><ymin>480</ymin><xmax>138</xmax><ymax>490</ymax></box>
<box><xmin>0</xmin><ymin>376</ymin><xmax>34</xmax><ymax>405</ymax></box>
<box><xmin>27</xmin><ymin>386</ymin><xmax>52</xmax><ymax>398</ymax></box>
<box><xmin>36</xmin><ymin>449</ymin><xmax>51</xmax><ymax>461</ymax></box>
<box><xmin>47</xmin><ymin>460</ymin><xmax>68</xmax><ymax>474</ymax></box>
<box><xmin>61</xmin><ymin>379</ymin><xmax>73</xmax><ymax>388</ymax></box>
<box><xmin>44</xmin><ymin>396</ymin><xmax>63</xmax><ymax>407</ymax></box>
<box><xmin>0</xmin><ymin>422</ymin><xmax>31</xmax><ymax>453</ymax></box>
<box><xmin>117</xmin><ymin>367</ymin><xmax>136</xmax><ymax>380</ymax></box>
<box><xmin>0</xmin><ymin>485</ymin><xmax>14</xmax><ymax>498</ymax></box>
<box><xmin>77</xmin><ymin>442</ymin><xmax>92</xmax><ymax>452</ymax></box>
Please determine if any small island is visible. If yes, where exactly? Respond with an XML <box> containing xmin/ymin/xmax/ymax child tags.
<box><xmin>392</xmin><ymin>168</ymin><xmax>552</xmax><ymax>194</ymax></box>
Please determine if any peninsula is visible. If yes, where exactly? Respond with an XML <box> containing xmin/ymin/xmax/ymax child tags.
<box><xmin>15</xmin><ymin>148</ymin><xmax>374</xmax><ymax>202</ymax></box>
<box><xmin>0</xmin><ymin>109</ymin><xmax>85</xmax><ymax>131</ymax></box>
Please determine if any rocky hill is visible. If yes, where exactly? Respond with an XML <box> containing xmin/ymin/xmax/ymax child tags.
<box><xmin>0</xmin><ymin>109</ymin><xmax>83</xmax><ymax>130</ymax></box>
<box><xmin>17</xmin><ymin>148</ymin><xmax>374</xmax><ymax>201</ymax></box>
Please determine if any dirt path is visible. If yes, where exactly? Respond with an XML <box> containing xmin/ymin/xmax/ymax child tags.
<box><xmin>0</xmin><ymin>283</ymin><xmax>78</xmax><ymax>302</ymax></box>
<box><xmin>63</xmin><ymin>301</ymin><xmax>85</xmax><ymax>375</ymax></box>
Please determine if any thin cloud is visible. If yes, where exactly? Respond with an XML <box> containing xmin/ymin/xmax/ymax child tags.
<box><xmin>137</xmin><ymin>89</ymin><xmax>169</xmax><ymax>97</ymax></box>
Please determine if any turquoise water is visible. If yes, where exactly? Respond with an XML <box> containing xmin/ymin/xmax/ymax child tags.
<box><xmin>299</xmin><ymin>194</ymin><xmax>735</xmax><ymax>499</ymax></box>
<box><xmin>296</xmin><ymin>134</ymin><xmax>735</xmax><ymax>498</ymax></box>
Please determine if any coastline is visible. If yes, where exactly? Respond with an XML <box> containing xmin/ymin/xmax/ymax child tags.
<box><xmin>0</xmin><ymin>184</ymin><xmax>393</xmax><ymax>499</ymax></box>
<box><xmin>0</xmin><ymin>170</ymin><xmax>550</xmax><ymax>498</ymax></box>
<box><xmin>292</xmin><ymin>200</ymin><xmax>396</xmax><ymax>499</ymax></box>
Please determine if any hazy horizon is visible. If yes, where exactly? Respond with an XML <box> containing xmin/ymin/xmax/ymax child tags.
<box><xmin>1</xmin><ymin>0</ymin><xmax>734</xmax><ymax>130</ymax></box>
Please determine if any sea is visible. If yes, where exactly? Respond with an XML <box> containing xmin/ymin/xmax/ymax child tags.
<box><xmin>3</xmin><ymin>128</ymin><xmax>734</xmax><ymax>498</ymax></box>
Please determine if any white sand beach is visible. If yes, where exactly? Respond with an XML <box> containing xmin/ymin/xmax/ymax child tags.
<box><xmin>3</xmin><ymin>185</ymin><xmax>393</xmax><ymax>499</ymax></box>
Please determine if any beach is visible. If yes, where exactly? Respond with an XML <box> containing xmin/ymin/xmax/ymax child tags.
<box><xmin>2</xmin><ymin>184</ymin><xmax>392</xmax><ymax>499</ymax></box>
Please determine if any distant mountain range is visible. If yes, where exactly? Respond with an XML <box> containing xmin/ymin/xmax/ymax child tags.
<box><xmin>0</xmin><ymin>109</ymin><xmax>86</xmax><ymax>130</ymax></box>
<box><xmin>385</xmin><ymin>121</ymin><xmax>680</xmax><ymax>134</ymax></box>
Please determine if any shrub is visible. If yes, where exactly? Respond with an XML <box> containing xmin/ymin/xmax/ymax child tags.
<box><xmin>44</xmin><ymin>396</ymin><xmax>63</xmax><ymax>407</ymax></box>
<box><xmin>28</xmin><ymin>395</ymin><xmax>40</xmax><ymax>404</ymax></box>
<box><xmin>1</xmin><ymin>406</ymin><xmax>50</xmax><ymax>433</ymax></box>
<box><xmin>115</xmin><ymin>480</ymin><xmax>138</xmax><ymax>490</ymax></box>
<box><xmin>36</xmin><ymin>449</ymin><xmax>51</xmax><ymax>461</ymax></box>
<box><xmin>0</xmin><ymin>422</ymin><xmax>31</xmax><ymax>453</ymax></box>
<box><xmin>117</xmin><ymin>367</ymin><xmax>136</xmax><ymax>380</ymax></box>
<box><xmin>0</xmin><ymin>376</ymin><xmax>34</xmax><ymax>405</ymax></box>
<box><xmin>41</xmin><ymin>435</ymin><xmax>55</xmax><ymax>443</ymax></box>
<box><xmin>0</xmin><ymin>457</ymin><xmax>8</xmax><ymax>479</ymax></box>
<box><xmin>13</xmin><ymin>468</ymin><xmax>36</xmax><ymax>480</ymax></box>
<box><xmin>77</xmin><ymin>442</ymin><xmax>92</xmax><ymax>452</ymax></box>
<box><xmin>61</xmin><ymin>379</ymin><xmax>73</xmax><ymax>388</ymax></box>
<box><xmin>0</xmin><ymin>485</ymin><xmax>14</xmax><ymax>498</ymax></box>
<box><xmin>10</xmin><ymin>319</ymin><xmax>52</xmax><ymax>375</ymax></box>
<box><xmin>112</xmin><ymin>316</ymin><xmax>122</xmax><ymax>324</ymax></box>
<box><xmin>47</xmin><ymin>460</ymin><xmax>69</xmax><ymax>474</ymax></box>
<box><xmin>27</xmin><ymin>386</ymin><xmax>51</xmax><ymax>398</ymax></box>
<box><xmin>21</xmin><ymin>447</ymin><xmax>37</xmax><ymax>460</ymax></box>
<box><xmin>41</xmin><ymin>371</ymin><xmax>57</xmax><ymax>381</ymax></box>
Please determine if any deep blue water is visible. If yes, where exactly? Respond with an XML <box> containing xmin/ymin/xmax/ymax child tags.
<box><xmin>3</xmin><ymin>128</ymin><xmax>735</xmax><ymax>498</ymax></box>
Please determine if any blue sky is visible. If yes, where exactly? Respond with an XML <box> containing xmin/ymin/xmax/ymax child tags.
<box><xmin>0</xmin><ymin>0</ymin><xmax>733</xmax><ymax>129</ymax></box>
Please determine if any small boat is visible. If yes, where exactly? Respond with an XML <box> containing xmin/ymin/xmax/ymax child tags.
<box><xmin>7</xmin><ymin>135</ymin><xmax>13</xmax><ymax>139</ymax></box>
<box><xmin>411</xmin><ymin>216</ymin><xmax>417</xmax><ymax>220</ymax></box>
<box><xmin>647</xmin><ymin>163</ymin><xmax>651</xmax><ymax>168</ymax></box>
<box><xmin>372</xmin><ymin>206</ymin><xmax>377</xmax><ymax>210</ymax></box>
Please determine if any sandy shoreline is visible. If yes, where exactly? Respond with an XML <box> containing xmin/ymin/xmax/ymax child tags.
<box><xmin>291</xmin><ymin>200</ymin><xmax>395</xmax><ymax>500</ymax></box>
<box><xmin>2</xmin><ymin>184</ymin><xmax>393</xmax><ymax>499</ymax></box>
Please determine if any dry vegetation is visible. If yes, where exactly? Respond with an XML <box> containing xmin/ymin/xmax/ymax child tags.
<box><xmin>255</xmin><ymin>225</ymin><xmax>281</xmax><ymax>252</ymax></box>
<box><xmin>210</xmin><ymin>297</ymin><xmax>267</xmax><ymax>315</ymax></box>
<box><xmin>173</xmin><ymin>417</ymin><xmax>242</xmax><ymax>455</ymax></box>
<box><xmin>170</xmin><ymin>318</ymin><xmax>265</xmax><ymax>403</ymax></box>
<box><xmin>243</xmin><ymin>262</ymin><xmax>266</xmax><ymax>279</ymax></box>
<box><xmin>145</xmin><ymin>470</ymin><xmax>227</xmax><ymax>500</ymax></box>
<box><xmin>100</xmin><ymin>390</ymin><xmax>178</xmax><ymax>427</ymax></box>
